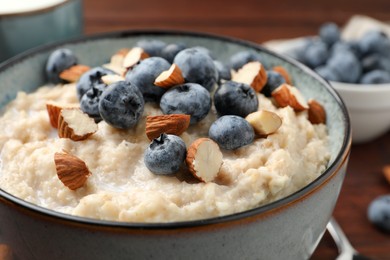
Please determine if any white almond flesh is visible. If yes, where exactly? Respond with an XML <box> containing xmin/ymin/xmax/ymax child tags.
<box><xmin>245</xmin><ymin>110</ymin><xmax>282</xmax><ymax>136</ymax></box>
<box><xmin>231</xmin><ymin>61</ymin><xmax>267</xmax><ymax>92</ymax></box>
<box><xmin>122</xmin><ymin>47</ymin><xmax>149</xmax><ymax>68</ymax></box>
<box><xmin>101</xmin><ymin>74</ymin><xmax>125</xmax><ymax>85</ymax></box>
<box><xmin>58</xmin><ymin>108</ymin><xmax>98</xmax><ymax>141</ymax></box>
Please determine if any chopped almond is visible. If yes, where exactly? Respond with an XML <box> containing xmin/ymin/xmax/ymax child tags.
<box><xmin>271</xmin><ymin>83</ymin><xmax>308</xmax><ymax>111</ymax></box>
<box><xmin>58</xmin><ymin>108</ymin><xmax>98</xmax><ymax>141</ymax></box>
<box><xmin>232</xmin><ymin>61</ymin><xmax>267</xmax><ymax>92</ymax></box>
<box><xmin>145</xmin><ymin>114</ymin><xmax>190</xmax><ymax>140</ymax></box>
<box><xmin>154</xmin><ymin>64</ymin><xmax>185</xmax><ymax>88</ymax></box>
<box><xmin>246</xmin><ymin>110</ymin><xmax>282</xmax><ymax>136</ymax></box>
<box><xmin>59</xmin><ymin>65</ymin><xmax>91</xmax><ymax>83</ymax></box>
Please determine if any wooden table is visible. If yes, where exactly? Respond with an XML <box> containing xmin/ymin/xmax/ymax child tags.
<box><xmin>84</xmin><ymin>1</ymin><xmax>390</xmax><ymax>259</ymax></box>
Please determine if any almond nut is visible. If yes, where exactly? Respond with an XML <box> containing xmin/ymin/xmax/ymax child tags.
<box><xmin>54</xmin><ymin>152</ymin><xmax>91</xmax><ymax>190</ymax></box>
<box><xmin>46</xmin><ymin>101</ymin><xmax>78</xmax><ymax>128</ymax></box>
<box><xmin>123</xmin><ymin>47</ymin><xmax>149</xmax><ymax>69</ymax></box>
<box><xmin>186</xmin><ymin>138</ymin><xmax>223</xmax><ymax>182</ymax></box>
<box><xmin>101</xmin><ymin>74</ymin><xmax>125</xmax><ymax>85</ymax></box>
<box><xmin>154</xmin><ymin>64</ymin><xmax>185</xmax><ymax>88</ymax></box>
<box><xmin>59</xmin><ymin>65</ymin><xmax>91</xmax><ymax>83</ymax></box>
<box><xmin>146</xmin><ymin>114</ymin><xmax>190</xmax><ymax>140</ymax></box>
<box><xmin>273</xmin><ymin>66</ymin><xmax>292</xmax><ymax>85</ymax></box>
<box><xmin>245</xmin><ymin>110</ymin><xmax>282</xmax><ymax>136</ymax></box>
<box><xmin>271</xmin><ymin>83</ymin><xmax>308</xmax><ymax>111</ymax></box>
<box><xmin>58</xmin><ymin>108</ymin><xmax>98</xmax><ymax>141</ymax></box>
<box><xmin>308</xmin><ymin>99</ymin><xmax>326</xmax><ymax>124</ymax></box>
<box><xmin>232</xmin><ymin>61</ymin><xmax>267</xmax><ymax>92</ymax></box>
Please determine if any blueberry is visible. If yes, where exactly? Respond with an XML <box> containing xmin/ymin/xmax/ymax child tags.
<box><xmin>359</xmin><ymin>30</ymin><xmax>390</xmax><ymax>56</ymax></box>
<box><xmin>173</xmin><ymin>48</ymin><xmax>218</xmax><ymax>92</ymax></box>
<box><xmin>136</xmin><ymin>39</ymin><xmax>167</xmax><ymax>57</ymax></box>
<box><xmin>193</xmin><ymin>46</ymin><xmax>215</xmax><ymax>59</ymax></box>
<box><xmin>214</xmin><ymin>60</ymin><xmax>232</xmax><ymax>82</ymax></box>
<box><xmin>367</xmin><ymin>195</ymin><xmax>390</xmax><ymax>233</ymax></box>
<box><xmin>326</xmin><ymin>50</ymin><xmax>362</xmax><ymax>83</ymax></box>
<box><xmin>360</xmin><ymin>70</ymin><xmax>390</xmax><ymax>84</ymax></box>
<box><xmin>229</xmin><ymin>50</ymin><xmax>267</xmax><ymax>71</ymax></box>
<box><xmin>361</xmin><ymin>53</ymin><xmax>390</xmax><ymax>73</ymax></box>
<box><xmin>315</xmin><ymin>65</ymin><xmax>341</xmax><ymax>82</ymax></box>
<box><xmin>214</xmin><ymin>81</ymin><xmax>258</xmax><ymax>118</ymax></box>
<box><xmin>45</xmin><ymin>48</ymin><xmax>77</xmax><ymax>84</ymax></box>
<box><xmin>160</xmin><ymin>83</ymin><xmax>211</xmax><ymax>124</ymax></box>
<box><xmin>125</xmin><ymin>57</ymin><xmax>171</xmax><ymax>102</ymax></box>
<box><xmin>209</xmin><ymin>115</ymin><xmax>254</xmax><ymax>150</ymax></box>
<box><xmin>144</xmin><ymin>134</ymin><xmax>187</xmax><ymax>175</ymax></box>
<box><xmin>319</xmin><ymin>22</ymin><xmax>340</xmax><ymax>47</ymax></box>
<box><xmin>262</xmin><ymin>71</ymin><xmax>286</xmax><ymax>97</ymax></box>
<box><xmin>302</xmin><ymin>40</ymin><xmax>328</xmax><ymax>68</ymax></box>
<box><xmin>80</xmin><ymin>83</ymin><xmax>106</xmax><ymax>122</ymax></box>
<box><xmin>160</xmin><ymin>43</ymin><xmax>186</xmax><ymax>63</ymax></box>
<box><xmin>76</xmin><ymin>67</ymin><xmax>115</xmax><ymax>100</ymax></box>
<box><xmin>98</xmin><ymin>81</ymin><xmax>144</xmax><ymax>129</ymax></box>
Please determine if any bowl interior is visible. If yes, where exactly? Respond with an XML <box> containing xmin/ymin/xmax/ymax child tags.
<box><xmin>0</xmin><ymin>30</ymin><xmax>350</xmax><ymax>225</ymax></box>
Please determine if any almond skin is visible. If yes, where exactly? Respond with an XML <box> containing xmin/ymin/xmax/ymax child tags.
<box><xmin>59</xmin><ymin>65</ymin><xmax>91</xmax><ymax>83</ymax></box>
<box><xmin>273</xmin><ymin>66</ymin><xmax>292</xmax><ymax>85</ymax></box>
<box><xmin>232</xmin><ymin>61</ymin><xmax>268</xmax><ymax>92</ymax></box>
<box><xmin>271</xmin><ymin>83</ymin><xmax>308</xmax><ymax>111</ymax></box>
<box><xmin>186</xmin><ymin>138</ymin><xmax>223</xmax><ymax>182</ymax></box>
<box><xmin>146</xmin><ymin>114</ymin><xmax>190</xmax><ymax>140</ymax></box>
<box><xmin>54</xmin><ymin>152</ymin><xmax>91</xmax><ymax>190</ymax></box>
<box><xmin>46</xmin><ymin>101</ymin><xmax>79</xmax><ymax>128</ymax></box>
<box><xmin>308</xmin><ymin>99</ymin><xmax>326</xmax><ymax>124</ymax></box>
<box><xmin>58</xmin><ymin>108</ymin><xmax>98</xmax><ymax>141</ymax></box>
<box><xmin>154</xmin><ymin>64</ymin><xmax>185</xmax><ymax>88</ymax></box>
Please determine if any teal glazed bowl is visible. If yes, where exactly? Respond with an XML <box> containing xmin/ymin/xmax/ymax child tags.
<box><xmin>0</xmin><ymin>30</ymin><xmax>351</xmax><ymax>260</ymax></box>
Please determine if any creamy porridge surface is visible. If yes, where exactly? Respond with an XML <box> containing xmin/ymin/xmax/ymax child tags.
<box><xmin>0</xmin><ymin>83</ymin><xmax>329</xmax><ymax>222</ymax></box>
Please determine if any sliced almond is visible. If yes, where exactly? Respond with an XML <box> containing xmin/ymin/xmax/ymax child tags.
<box><xmin>271</xmin><ymin>83</ymin><xmax>308</xmax><ymax>111</ymax></box>
<box><xmin>122</xmin><ymin>47</ymin><xmax>149</xmax><ymax>69</ymax></box>
<box><xmin>46</xmin><ymin>101</ymin><xmax>78</xmax><ymax>129</ymax></box>
<box><xmin>383</xmin><ymin>165</ymin><xmax>390</xmax><ymax>185</ymax></box>
<box><xmin>54</xmin><ymin>152</ymin><xmax>91</xmax><ymax>190</ymax></box>
<box><xmin>59</xmin><ymin>65</ymin><xmax>91</xmax><ymax>83</ymax></box>
<box><xmin>308</xmin><ymin>99</ymin><xmax>326</xmax><ymax>124</ymax></box>
<box><xmin>146</xmin><ymin>114</ymin><xmax>190</xmax><ymax>140</ymax></box>
<box><xmin>58</xmin><ymin>108</ymin><xmax>98</xmax><ymax>141</ymax></box>
<box><xmin>154</xmin><ymin>64</ymin><xmax>185</xmax><ymax>88</ymax></box>
<box><xmin>101</xmin><ymin>74</ymin><xmax>125</xmax><ymax>85</ymax></box>
<box><xmin>186</xmin><ymin>138</ymin><xmax>223</xmax><ymax>182</ymax></box>
<box><xmin>273</xmin><ymin>66</ymin><xmax>292</xmax><ymax>85</ymax></box>
<box><xmin>231</xmin><ymin>61</ymin><xmax>267</xmax><ymax>92</ymax></box>
<box><xmin>245</xmin><ymin>110</ymin><xmax>282</xmax><ymax>136</ymax></box>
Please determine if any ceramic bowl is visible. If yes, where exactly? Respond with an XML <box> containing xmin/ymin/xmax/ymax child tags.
<box><xmin>0</xmin><ymin>0</ymin><xmax>83</xmax><ymax>62</ymax></box>
<box><xmin>0</xmin><ymin>30</ymin><xmax>351</xmax><ymax>260</ymax></box>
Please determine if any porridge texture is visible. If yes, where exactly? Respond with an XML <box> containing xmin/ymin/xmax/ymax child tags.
<box><xmin>0</xmin><ymin>83</ymin><xmax>329</xmax><ymax>222</ymax></box>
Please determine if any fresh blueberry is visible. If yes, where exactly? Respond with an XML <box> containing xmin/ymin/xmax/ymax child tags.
<box><xmin>173</xmin><ymin>47</ymin><xmax>218</xmax><ymax>92</ymax></box>
<box><xmin>360</xmin><ymin>70</ymin><xmax>390</xmax><ymax>84</ymax></box>
<box><xmin>214</xmin><ymin>60</ymin><xmax>232</xmax><ymax>82</ymax></box>
<box><xmin>193</xmin><ymin>46</ymin><xmax>215</xmax><ymax>59</ymax></box>
<box><xmin>144</xmin><ymin>134</ymin><xmax>187</xmax><ymax>175</ymax></box>
<box><xmin>326</xmin><ymin>50</ymin><xmax>362</xmax><ymax>83</ymax></box>
<box><xmin>99</xmin><ymin>81</ymin><xmax>144</xmax><ymax>129</ymax></box>
<box><xmin>229</xmin><ymin>50</ymin><xmax>267</xmax><ymax>71</ymax></box>
<box><xmin>136</xmin><ymin>39</ymin><xmax>167</xmax><ymax>57</ymax></box>
<box><xmin>359</xmin><ymin>30</ymin><xmax>390</xmax><ymax>56</ymax></box>
<box><xmin>80</xmin><ymin>83</ymin><xmax>106</xmax><ymax>122</ymax></box>
<box><xmin>160</xmin><ymin>83</ymin><xmax>211</xmax><ymax>124</ymax></box>
<box><xmin>209</xmin><ymin>115</ymin><xmax>254</xmax><ymax>150</ymax></box>
<box><xmin>319</xmin><ymin>22</ymin><xmax>340</xmax><ymax>47</ymax></box>
<box><xmin>361</xmin><ymin>53</ymin><xmax>390</xmax><ymax>73</ymax></box>
<box><xmin>367</xmin><ymin>195</ymin><xmax>390</xmax><ymax>233</ymax></box>
<box><xmin>160</xmin><ymin>43</ymin><xmax>186</xmax><ymax>63</ymax></box>
<box><xmin>346</xmin><ymin>40</ymin><xmax>364</xmax><ymax>58</ymax></box>
<box><xmin>315</xmin><ymin>65</ymin><xmax>341</xmax><ymax>82</ymax></box>
<box><xmin>302</xmin><ymin>40</ymin><xmax>328</xmax><ymax>68</ymax></box>
<box><xmin>125</xmin><ymin>57</ymin><xmax>171</xmax><ymax>102</ymax></box>
<box><xmin>262</xmin><ymin>70</ymin><xmax>286</xmax><ymax>97</ymax></box>
<box><xmin>45</xmin><ymin>48</ymin><xmax>78</xmax><ymax>84</ymax></box>
<box><xmin>214</xmin><ymin>81</ymin><xmax>258</xmax><ymax>118</ymax></box>
<box><xmin>76</xmin><ymin>67</ymin><xmax>115</xmax><ymax>100</ymax></box>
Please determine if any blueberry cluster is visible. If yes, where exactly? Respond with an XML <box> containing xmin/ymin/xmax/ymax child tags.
<box><xmin>291</xmin><ymin>22</ymin><xmax>390</xmax><ymax>84</ymax></box>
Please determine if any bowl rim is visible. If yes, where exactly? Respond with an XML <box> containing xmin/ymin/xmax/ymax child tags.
<box><xmin>0</xmin><ymin>29</ymin><xmax>352</xmax><ymax>230</ymax></box>
<box><xmin>0</xmin><ymin>0</ymin><xmax>76</xmax><ymax>18</ymax></box>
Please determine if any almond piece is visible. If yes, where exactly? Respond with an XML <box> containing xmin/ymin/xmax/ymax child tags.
<box><xmin>383</xmin><ymin>165</ymin><xmax>390</xmax><ymax>185</ymax></box>
<box><xmin>102</xmin><ymin>63</ymin><xmax>127</xmax><ymax>77</ymax></box>
<box><xmin>46</xmin><ymin>101</ymin><xmax>79</xmax><ymax>128</ymax></box>
<box><xmin>186</xmin><ymin>138</ymin><xmax>223</xmax><ymax>182</ymax></box>
<box><xmin>245</xmin><ymin>110</ymin><xmax>282</xmax><ymax>136</ymax></box>
<box><xmin>273</xmin><ymin>66</ymin><xmax>292</xmax><ymax>85</ymax></box>
<box><xmin>308</xmin><ymin>99</ymin><xmax>326</xmax><ymax>124</ymax></box>
<box><xmin>0</xmin><ymin>244</ymin><xmax>12</xmax><ymax>260</ymax></box>
<box><xmin>154</xmin><ymin>64</ymin><xmax>185</xmax><ymax>88</ymax></box>
<box><xmin>59</xmin><ymin>65</ymin><xmax>91</xmax><ymax>83</ymax></box>
<box><xmin>271</xmin><ymin>83</ymin><xmax>308</xmax><ymax>111</ymax></box>
<box><xmin>58</xmin><ymin>108</ymin><xmax>98</xmax><ymax>141</ymax></box>
<box><xmin>54</xmin><ymin>152</ymin><xmax>91</xmax><ymax>190</ymax></box>
<box><xmin>101</xmin><ymin>74</ymin><xmax>125</xmax><ymax>85</ymax></box>
<box><xmin>122</xmin><ymin>47</ymin><xmax>149</xmax><ymax>69</ymax></box>
<box><xmin>146</xmin><ymin>114</ymin><xmax>190</xmax><ymax>140</ymax></box>
<box><xmin>232</xmin><ymin>61</ymin><xmax>267</xmax><ymax>92</ymax></box>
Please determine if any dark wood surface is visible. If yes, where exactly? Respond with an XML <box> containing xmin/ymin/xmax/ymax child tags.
<box><xmin>83</xmin><ymin>1</ymin><xmax>390</xmax><ymax>259</ymax></box>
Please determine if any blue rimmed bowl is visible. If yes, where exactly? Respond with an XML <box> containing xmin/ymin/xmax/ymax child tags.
<box><xmin>0</xmin><ymin>30</ymin><xmax>351</xmax><ymax>260</ymax></box>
